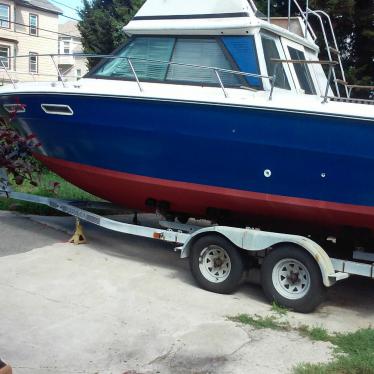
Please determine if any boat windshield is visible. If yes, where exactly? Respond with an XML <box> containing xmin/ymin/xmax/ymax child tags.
<box><xmin>91</xmin><ymin>36</ymin><xmax>249</xmax><ymax>88</ymax></box>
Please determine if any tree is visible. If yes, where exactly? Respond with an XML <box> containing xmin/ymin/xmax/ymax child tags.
<box><xmin>78</xmin><ymin>0</ymin><xmax>144</xmax><ymax>68</ymax></box>
<box><xmin>347</xmin><ymin>0</ymin><xmax>374</xmax><ymax>93</ymax></box>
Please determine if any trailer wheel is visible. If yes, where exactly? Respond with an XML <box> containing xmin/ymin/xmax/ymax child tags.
<box><xmin>189</xmin><ymin>235</ymin><xmax>244</xmax><ymax>294</ymax></box>
<box><xmin>261</xmin><ymin>246</ymin><xmax>326</xmax><ymax>313</ymax></box>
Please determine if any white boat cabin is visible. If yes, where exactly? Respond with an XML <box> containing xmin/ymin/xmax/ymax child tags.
<box><xmin>88</xmin><ymin>0</ymin><xmax>332</xmax><ymax>98</ymax></box>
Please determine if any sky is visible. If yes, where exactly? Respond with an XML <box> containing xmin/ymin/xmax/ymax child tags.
<box><xmin>54</xmin><ymin>0</ymin><xmax>83</xmax><ymax>23</ymax></box>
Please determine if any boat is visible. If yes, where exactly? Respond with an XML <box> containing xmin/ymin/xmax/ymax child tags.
<box><xmin>0</xmin><ymin>0</ymin><xmax>373</xmax><ymax>241</ymax></box>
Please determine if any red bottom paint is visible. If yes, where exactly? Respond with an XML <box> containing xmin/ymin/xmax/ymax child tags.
<box><xmin>36</xmin><ymin>154</ymin><xmax>374</xmax><ymax>232</ymax></box>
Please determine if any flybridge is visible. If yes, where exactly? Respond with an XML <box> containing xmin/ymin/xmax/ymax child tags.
<box><xmin>123</xmin><ymin>0</ymin><xmax>259</xmax><ymax>36</ymax></box>
<box><xmin>129</xmin><ymin>0</ymin><xmax>257</xmax><ymax>19</ymax></box>
<box><xmin>122</xmin><ymin>0</ymin><xmax>318</xmax><ymax>55</ymax></box>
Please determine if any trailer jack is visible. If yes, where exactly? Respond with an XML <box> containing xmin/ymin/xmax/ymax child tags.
<box><xmin>69</xmin><ymin>218</ymin><xmax>87</xmax><ymax>245</ymax></box>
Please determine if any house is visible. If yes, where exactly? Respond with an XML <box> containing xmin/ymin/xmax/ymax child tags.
<box><xmin>58</xmin><ymin>20</ymin><xmax>88</xmax><ymax>81</ymax></box>
<box><xmin>0</xmin><ymin>0</ymin><xmax>62</xmax><ymax>83</ymax></box>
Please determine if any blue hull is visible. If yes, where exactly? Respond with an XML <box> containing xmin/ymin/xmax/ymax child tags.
<box><xmin>1</xmin><ymin>92</ymin><xmax>374</xmax><ymax>229</ymax></box>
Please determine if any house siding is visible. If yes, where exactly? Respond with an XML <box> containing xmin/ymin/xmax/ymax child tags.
<box><xmin>0</xmin><ymin>0</ymin><xmax>59</xmax><ymax>83</ymax></box>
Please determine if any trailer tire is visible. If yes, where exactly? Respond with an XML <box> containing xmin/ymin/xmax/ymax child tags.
<box><xmin>189</xmin><ymin>235</ymin><xmax>244</xmax><ymax>294</ymax></box>
<box><xmin>261</xmin><ymin>245</ymin><xmax>326</xmax><ymax>313</ymax></box>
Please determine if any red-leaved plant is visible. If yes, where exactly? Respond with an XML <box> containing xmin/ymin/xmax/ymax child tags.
<box><xmin>0</xmin><ymin>117</ymin><xmax>42</xmax><ymax>186</ymax></box>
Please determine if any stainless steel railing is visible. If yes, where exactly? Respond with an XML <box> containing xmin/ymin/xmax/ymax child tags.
<box><xmin>270</xmin><ymin>58</ymin><xmax>338</xmax><ymax>103</ymax></box>
<box><xmin>0</xmin><ymin>53</ymin><xmax>272</xmax><ymax>99</ymax></box>
<box><xmin>265</xmin><ymin>1</ymin><xmax>350</xmax><ymax>98</ymax></box>
<box><xmin>3</xmin><ymin>53</ymin><xmax>368</xmax><ymax>104</ymax></box>
<box><xmin>266</xmin><ymin>0</ymin><xmax>317</xmax><ymax>40</ymax></box>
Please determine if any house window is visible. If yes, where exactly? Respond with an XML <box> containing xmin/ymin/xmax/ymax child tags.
<box><xmin>29</xmin><ymin>14</ymin><xmax>38</xmax><ymax>36</ymax></box>
<box><xmin>76</xmin><ymin>68</ymin><xmax>81</xmax><ymax>78</ymax></box>
<box><xmin>29</xmin><ymin>52</ymin><xmax>38</xmax><ymax>73</ymax></box>
<box><xmin>0</xmin><ymin>4</ymin><xmax>10</xmax><ymax>28</ymax></box>
<box><xmin>0</xmin><ymin>45</ymin><xmax>10</xmax><ymax>69</ymax></box>
<box><xmin>63</xmin><ymin>41</ymin><xmax>70</xmax><ymax>54</ymax></box>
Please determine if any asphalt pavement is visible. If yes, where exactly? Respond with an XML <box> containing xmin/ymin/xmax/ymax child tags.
<box><xmin>0</xmin><ymin>211</ymin><xmax>67</xmax><ymax>256</ymax></box>
<box><xmin>0</xmin><ymin>212</ymin><xmax>373</xmax><ymax>374</ymax></box>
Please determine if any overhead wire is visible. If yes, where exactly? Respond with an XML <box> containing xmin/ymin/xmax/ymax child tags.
<box><xmin>49</xmin><ymin>0</ymin><xmax>80</xmax><ymax>12</ymax></box>
<box><xmin>60</xmin><ymin>14</ymin><xmax>81</xmax><ymax>21</ymax></box>
<box><xmin>18</xmin><ymin>0</ymin><xmax>81</xmax><ymax>14</ymax></box>
<box><xmin>1</xmin><ymin>18</ymin><xmax>81</xmax><ymax>39</ymax></box>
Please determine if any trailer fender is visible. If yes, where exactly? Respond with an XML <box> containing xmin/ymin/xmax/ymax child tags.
<box><xmin>179</xmin><ymin>226</ymin><xmax>338</xmax><ymax>287</ymax></box>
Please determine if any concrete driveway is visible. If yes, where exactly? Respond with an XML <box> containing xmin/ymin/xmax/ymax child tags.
<box><xmin>0</xmin><ymin>212</ymin><xmax>373</xmax><ymax>374</ymax></box>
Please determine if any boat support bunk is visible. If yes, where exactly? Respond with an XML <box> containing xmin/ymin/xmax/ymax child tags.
<box><xmin>2</xmin><ymin>168</ymin><xmax>374</xmax><ymax>313</ymax></box>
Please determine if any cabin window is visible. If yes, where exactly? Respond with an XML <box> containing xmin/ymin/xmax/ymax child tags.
<box><xmin>221</xmin><ymin>36</ymin><xmax>262</xmax><ymax>89</ymax></box>
<box><xmin>261</xmin><ymin>34</ymin><xmax>290</xmax><ymax>90</ymax></box>
<box><xmin>92</xmin><ymin>36</ymin><xmax>242</xmax><ymax>87</ymax></box>
<box><xmin>165</xmin><ymin>38</ymin><xmax>240</xmax><ymax>86</ymax></box>
<box><xmin>288</xmin><ymin>47</ymin><xmax>316</xmax><ymax>95</ymax></box>
<box><xmin>94</xmin><ymin>37</ymin><xmax>176</xmax><ymax>81</ymax></box>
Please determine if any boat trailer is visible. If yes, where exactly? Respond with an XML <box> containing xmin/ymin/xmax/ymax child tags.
<box><xmin>1</xmin><ymin>169</ymin><xmax>373</xmax><ymax>313</ymax></box>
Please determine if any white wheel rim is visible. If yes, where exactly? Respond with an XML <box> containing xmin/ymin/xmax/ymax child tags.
<box><xmin>272</xmin><ymin>258</ymin><xmax>311</xmax><ymax>300</ymax></box>
<box><xmin>199</xmin><ymin>245</ymin><xmax>231</xmax><ymax>283</ymax></box>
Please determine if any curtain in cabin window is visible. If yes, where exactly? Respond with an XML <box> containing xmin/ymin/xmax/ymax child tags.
<box><xmin>94</xmin><ymin>37</ymin><xmax>242</xmax><ymax>87</ymax></box>
<box><xmin>166</xmin><ymin>38</ymin><xmax>240</xmax><ymax>86</ymax></box>
<box><xmin>95</xmin><ymin>37</ymin><xmax>175</xmax><ymax>81</ymax></box>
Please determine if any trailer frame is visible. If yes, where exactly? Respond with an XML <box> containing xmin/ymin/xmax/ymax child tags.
<box><xmin>2</xmin><ymin>168</ymin><xmax>374</xmax><ymax>312</ymax></box>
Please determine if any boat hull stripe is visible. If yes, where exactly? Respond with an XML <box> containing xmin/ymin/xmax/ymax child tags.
<box><xmin>35</xmin><ymin>154</ymin><xmax>374</xmax><ymax>231</ymax></box>
<box><xmin>133</xmin><ymin>12</ymin><xmax>250</xmax><ymax>21</ymax></box>
<box><xmin>1</xmin><ymin>91</ymin><xmax>372</xmax><ymax>122</ymax></box>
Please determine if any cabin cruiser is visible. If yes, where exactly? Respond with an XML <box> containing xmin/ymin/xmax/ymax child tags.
<box><xmin>0</xmin><ymin>0</ymin><xmax>373</xmax><ymax>241</ymax></box>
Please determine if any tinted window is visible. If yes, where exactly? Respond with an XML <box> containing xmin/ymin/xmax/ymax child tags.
<box><xmin>288</xmin><ymin>47</ymin><xmax>316</xmax><ymax>95</ymax></box>
<box><xmin>261</xmin><ymin>35</ymin><xmax>290</xmax><ymax>90</ymax></box>
<box><xmin>93</xmin><ymin>37</ymin><xmax>241</xmax><ymax>87</ymax></box>
<box><xmin>222</xmin><ymin>36</ymin><xmax>262</xmax><ymax>88</ymax></box>
<box><xmin>95</xmin><ymin>37</ymin><xmax>175</xmax><ymax>81</ymax></box>
<box><xmin>166</xmin><ymin>38</ymin><xmax>240</xmax><ymax>86</ymax></box>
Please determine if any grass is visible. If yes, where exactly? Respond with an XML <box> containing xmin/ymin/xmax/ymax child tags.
<box><xmin>271</xmin><ymin>301</ymin><xmax>289</xmax><ymax>316</ymax></box>
<box><xmin>298</xmin><ymin>325</ymin><xmax>331</xmax><ymax>342</ymax></box>
<box><xmin>0</xmin><ymin>171</ymin><xmax>101</xmax><ymax>215</ymax></box>
<box><xmin>294</xmin><ymin>328</ymin><xmax>374</xmax><ymax>374</ymax></box>
<box><xmin>229</xmin><ymin>309</ymin><xmax>374</xmax><ymax>374</ymax></box>
<box><xmin>228</xmin><ymin>313</ymin><xmax>290</xmax><ymax>331</ymax></box>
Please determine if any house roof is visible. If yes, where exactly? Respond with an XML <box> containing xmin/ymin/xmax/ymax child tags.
<box><xmin>58</xmin><ymin>20</ymin><xmax>81</xmax><ymax>38</ymax></box>
<box><xmin>16</xmin><ymin>0</ymin><xmax>63</xmax><ymax>15</ymax></box>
